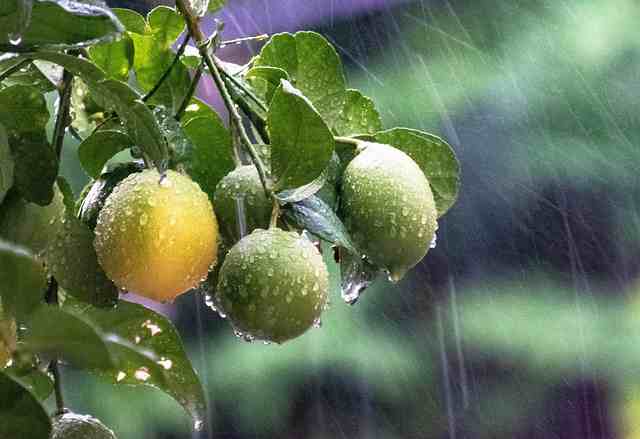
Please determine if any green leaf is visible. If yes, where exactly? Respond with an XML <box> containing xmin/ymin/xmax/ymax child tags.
<box><xmin>3</xmin><ymin>364</ymin><xmax>53</xmax><ymax>402</ymax></box>
<box><xmin>208</xmin><ymin>0</ymin><xmax>226</xmax><ymax>12</ymax></box>
<box><xmin>0</xmin><ymin>58</ymin><xmax>56</xmax><ymax>93</ymax></box>
<box><xmin>245</xmin><ymin>66</ymin><xmax>289</xmax><ymax>103</ymax></box>
<box><xmin>0</xmin><ymin>0</ymin><xmax>124</xmax><ymax>50</ymax></box>
<box><xmin>0</xmin><ymin>240</ymin><xmax>46</xmax><ymax>322</ymax></box>
<box><xmin>374</xmin><ymin>128</ymin><xmax>460</xmax><ymax>217</ymax></box>
<box><xmin>275</xmin><ymin>169</ymin><xmax>326</xmax><ymax>204</ymax></box>
<box><xmin>24</xmin><ymin>53</ymin><xmax>168</xmax><ymax>168</ymax></box>
<box><xmin>78</xmin><ymin>130</ymin><xmax>132</xmax><ymax>178</ymax></box>
<box><xmin>255</xmin><ymin>32</ymin><xmax>347</xmax><ymax>130</ymax></box>
<box><xmin>333</xmin><ymin>89</ymin><xmax>382</xmax><ymax>136</ymax></box>
<box><xmin>64</xmin><ymin>298</ymin><xmax>207</xmax><ymax>430</ymax></box>
<box><xmin>24</xmin><ymin>306</ymin><xmax>114</xmax><ymax>369</ymax></box>
<box><xmin>0</xmin><ymin>0</ymin><xmax>31</xmax><ymax>43</ymax></box>
<box><xmin>112</xmin><ymin>8</ymin><xmax>147</xmax><ymax>34</ymax></box>
<box><xmin>130</xmin><ymin>33</ymin><xmax>191</xmax><ymax>112</ymax></box>
<box><xmin>88</xmin><ymin>36</ymin><xmax>134</xmax><ymax>81</ymax></box>
<box><xmin>148</xmin><ymin>6</ymin><xmax>185</xmax><ymax>47</ymax></box>
<box><xmin>0</xmin><ymin>84</ymin><xmax>49</xmax><ymax>133</ymax></box>
<box><xmin>283</xmin><ymin>195</ymin><xmax>357</xmax><ymax>253</ymax></box>
<box><xmin>179</xmin><ymin>97</ymin><xmax>218</xmax><ymax>125</ymax></box>
<box><xmin>182</xmin><ymin>115</ymin><xmax>234</xmax><ymax>201</ymax></box>
<box><xmin>268</xmin><ymin>80</ymin><xmax>335</xmax><ymax>191</ymax></box>
<box><xmin>10</xmin><ymin>132</ymin><xmax>58</xmax><ymax>206</ymax></box>
<box><xmin>0</xmin><ymin>125</ymin><xmax>14</xmax><ymax>204</ymax></box>
<box><xmin>55</xmin><ymin>176</ymin><xmax>75</xmax><ymax>213</ymax></box>
<box><xmin>339</xmin><ymin>250</ymin><xmax>379</xmax><ymax>304</ymax></box>
<box><xmin>0</xmin><ymin>371</ymin><xmax>51</xmax><ymax>439</ymax></box>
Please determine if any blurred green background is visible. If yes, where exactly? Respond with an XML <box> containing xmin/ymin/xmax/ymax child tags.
<box><xmin>56</xmin><ymin>0</ymin><xmax>640</xmax><ymax>437</ymax></box>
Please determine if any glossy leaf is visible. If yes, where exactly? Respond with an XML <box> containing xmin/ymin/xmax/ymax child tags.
<box><xmin>333</xmin><ymin>89</ymin><xmax>382</xmax><ymax>136</ymax></box>
<box><xmin>112</xmin><ymin>8</ymin><xmax>147</xmax><ymax>34</ymax></box>
<box><xmin>268</xmin><ymin>80</ymin><xmax>334</xmax><ymax>191</ymax></box>
<box><xmin>147</xmin><ymin>6</ymin><xmax>185</xmax><ymax>46</ymax></box>
<box><xmin>3</xmin><ymin>364</ymin><xmax>53</xmax><ymax>402</ymax></box>
<box><xmin>24</xmin><ymin>53</ymin><xmax>168</xmax><ymax>168</ymax></box>
<box><xmin>64</xmin><ymin>298</ymin><xmax>207</xmax><ymax>430</ymax></box>
<box><xmin>179</xmin><ymin>97</ymin><xmax>219</xmax><ymax>125</ymax></box>
<box><xmin>0</xmin><ymin>125</ymin><xmax>13</xmax><ymax>204</ymax></box>
<box><xmin>182</xmin><ymin>115</ymin><xmax>234</xmax><ymax>200</ymax></box>
<box><xmin>0</xmin><ymin>0</ymin><xmax>124</xmax><ymax>49</ymax></box>
<box><xmin>255</xmin><ymin>31</ymin><xmax>346</xmax><ymax>130</ymax></box>
<box><xmin>374</xmin><ymin>128</ymin><xmax>460</xmax><ymax>217</ymax></box>
<box><xmin>283</xmin><ymin>195</ymin><xmax>357</xmax><ymax>253</ymax></box>
<box><xmin>88</xmin><ymin>37</ymin><xmax>133</xmax><ymax>81</ymax></box>
<box><xmin>0</xmin><ymin>240</ymin><xmax>46</xmax><ymax>322</ymax></box>
<box><xmin>339</xmin><ymin>250</ymin><xmax>379</xmax><ymax>305</ymax></box>
<box><xmin>24</xmin><ymin>306</ymin><xmax>114</xmax><ymax>370</ymax></box>
<box><xmin>78</xmin><ymin>130</ymin><xmax>132</xmax><ymax>178</ymax></box>
<box><xmin>0</xmin><ymin>371</ymin><xmax>51</xmax><ymax>439</ymax></box>
<box><xmin>9</xmin><ymin>132</ymin><xmax>58</xmax><ymax>206</ymax></box>
<box><xmin>275</xmin><ymin>169</ymin><xmax>326</xmax><ymax>204</ymax></box>
<box><xmin>0</xmin><ymin>58</ymin><xmax>56</xmax><ymax>93</ymax></box>
<box><xmin>245</xmin><ymin>66</ymin><xmax>289</xmax><ymax>103</ymax></box>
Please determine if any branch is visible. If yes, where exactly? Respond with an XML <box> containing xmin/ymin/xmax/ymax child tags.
<box><xmin>52</xmin><ymin>69</ymin><xmax>74</xmax><ymax>159</ymax></box>
<box><xmin>142</xmin><ymin>35</ymin><xmax>190</xmax><ymax>103</ymax></box>
<box><xmin>176</xmin><ymin>0</ymin><xmax>271</xmax><ymax>197</ymax></box>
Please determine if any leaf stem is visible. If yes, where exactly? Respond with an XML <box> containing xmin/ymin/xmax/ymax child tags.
<box><xmin>334</xmin><ymin>136</ymin><xmax>361</xmax><ymax>147</ymax></box>
<box><xmin>174</xmin><ymin>61</ymin><xmax>204</xmax><ymax>121</ymax></box>
<box><xmin>52</xmin><ymin>69</ymin><xmax>74</xmax><ymax>160</ymax></box>
<box><xmin>49</xmin><ymin>359</ymin><xmax>66</xmax><ymax>415</ymax></box>
<box><xmin>219</xmin><ymin>34</ymin><xmax>269</xmax><ymax>48</ymax></box>
<box><xmin>142</xmin><ymin>35</ymin><xmax>190</xmax><ymax>103</ymax></box>
<box><xmin>0</xmin><ymin>58</ymin><xmax>31</xmax><ymax>83</ymax></box>
<box><xmin>176</xmin><ymin>0</ymin><xmax>271</xmax><ymax>197</ymax></box>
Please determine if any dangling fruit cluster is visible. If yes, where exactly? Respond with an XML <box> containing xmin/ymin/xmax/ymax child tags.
<box><xmin>214</xmin><ymin>228</ymin><xmax>328</xmax><ymax>343</ymax></box>
<box><xmin>340</xmin><ymin>143</ymin><xmax>438</xmax><ymax>281</ymax></box>
<box><xmin>94</xmin><ymin>169</ymin><xmax>218</xmax><ymax>302</ymax></box>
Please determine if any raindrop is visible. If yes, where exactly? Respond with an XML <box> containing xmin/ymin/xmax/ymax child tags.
<box><xmin>8</xmin><ymin>33</ymin><xmax>22</xmax><ymax>45</ymax></box>
<box><xmin>430</xmin><ymin>231</ymin><xmax>438</xmax><ymax>249</ymax></box>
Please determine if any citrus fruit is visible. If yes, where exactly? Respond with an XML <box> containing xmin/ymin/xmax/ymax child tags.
<box><xmin>341</xmin><ymin>143</ymin><xmax>438</xmax><ymax>281</ymax></box>
<box><xmin>213</xmin><ymin>166</ymin><xmax>271</xmax><ymax>245</ymax></box>
<box><xmin>94</xmin><ymin>169</ymin><xmax>218</xmax><ymax>302</ymax></box>
<box><xmin>215</xmin><ymin>228</ymin><xmax>328</xmax><ymax>343</ymax></box>
<box><xmin>0</xmin><ymin>306</ymin><xmax>16</xmax><ymax>368</ymax></box>
<box><xmin>51</xmin><ymin>412</ymin><xmax>117</xmax><ymax>439</ymax></box>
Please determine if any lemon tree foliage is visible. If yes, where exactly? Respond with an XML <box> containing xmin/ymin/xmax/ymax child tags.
<box><xmin>0</xmin><ymin>0</ymin><xmax>459</xmax><ymax>436</ymax></box>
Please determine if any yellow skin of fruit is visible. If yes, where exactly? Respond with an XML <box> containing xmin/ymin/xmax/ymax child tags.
<box><xmin>213</xmin><ymin>165</ymin><xmax>271</xmax><ymax>246</ymax></box>
<box><xmin>215</xmin><ymin>228</ymin><xmax>328</xmax><ymax>343</ymax></box>
<box><xmin>51</xmin><ymin>413</ymin><xmax>117</xmax><ymax>439</ymax></box>
<box><xmin>94</xmin><ymin>169</ymin><xmax>218</xmax><ymax>302</ymax></box>
<box><xmin>341</xmin><ymin>143</ymin><xmax>438</xmax><ymax>281</ymax></box>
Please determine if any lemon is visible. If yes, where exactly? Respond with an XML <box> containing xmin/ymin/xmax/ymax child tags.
<box><xmin>215</xmin><ymin>228</ymin><xmax>328</xmax><ymax>343</ymax></box>
<box><xmin>213</xmin><ymin>166</ymin><xmax>271</xmax><ymax>245</ymax></box>
<box><xmin>94</xmin><ymin>169</ymin><xmax>218</xmax><ymax>302</ymax></box>
<box><xmin>341</xmin><ymin>143</ymin><xmax>437</xmax><ymax>281</ymax></box>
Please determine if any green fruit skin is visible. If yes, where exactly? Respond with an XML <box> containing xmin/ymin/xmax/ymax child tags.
<box><xmin>341</xmin><ymin>143</ymin><xmax>438</xmax><ymax>281</ymax></box>
<box><xmin>213</xmin><ymin>166</ymin><xmax>271</xmax><ymax>245</ymax></box>
<box><xmin>215</xmin><ymin>228</ymin><xmax>328</xmax><ymax>343</ymax></box>
<box><xmin>0</xmin><ymin>188</ymin><xmax>64</xmax><ymax>258</ymax></box>
<box><xmin>51</xmin><ymin>413</ymin><xmax>117</xmax><ymax>439</ymax></box>
<box><xmin>45</xmin><ymin>213</ymin><xmax>118</xmax><ymax>307</ymax></box>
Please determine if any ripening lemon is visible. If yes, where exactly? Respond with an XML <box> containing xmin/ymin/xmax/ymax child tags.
<box><xmin>213</xmin><ymin>166</ymin><xmax>271</xmax><ymax>245</ymax></box>
<box><xmin>215</xmin><ymin>228</ymin><xmax>328</xmax><ymax>343</ymax></box>
<box><xmin>341</xmin><ymin>143</ymin><xmax>438</xmax><ymax>281</ymax></box>
<box><xmin>51</xmin><ymin>412</ymin><xmax>117</xmax><ymax>439</ymax></box>
<box><xmin>94</xmin><ymin>169</ymin><xmax>218</xmax><ymax>302</ymax></box>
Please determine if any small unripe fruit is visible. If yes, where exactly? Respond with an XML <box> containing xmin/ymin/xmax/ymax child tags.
<box><xmin>213</xmin><ymin>166</ymin><xmax>271</xmax><ymax>245</ymax></box>
<box><xmin>341</xmin><ymin>143</ymin><xmax>437</xmax><ymax>281</ymax></box>
<box><xmin>51</xmin><ymin>412</ymin><xmax>117</xmax><ymax>439</ymax></box>
<box><xmin>215</xmin><ymin>228</ymin><xmax>328</xmax><ymax>343</ymax></box>
<box><xmin>94</xmin><ymin>169</ymin><xmax>218</xmax><ymax>302</ymax></box>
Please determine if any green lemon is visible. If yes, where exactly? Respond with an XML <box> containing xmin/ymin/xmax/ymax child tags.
<box><xmin>341</xmin><ymin>143</ymin><xmax>438</xmax><ymax>281</ymax></box>
<box><xmin>215</xmin><ymin>228</ymin><xmax>328</xmax><ymax>343</ymax></box>
<box><xmin>213</xmin><ymin>166</ymin><xmax>271</xmax><ymax>245</ymax></box>
<box><xmin>51</xmin><ymin>412</ymin><xmax>117</xmax><ymax>439</ymax></box>
<box><xmin>0</xmin><ymin>188</ymin><xmax>64</xmax><ymax>258</ymax></box>
<box><xmin>94</xmin><ymin>169</ymin><xmax>219</xmax><ymax>302</ymax></box>
<box><xmin>0</xmin><ymin>305</ymin><xmax>16</xmax><ymax>368</ymax></box>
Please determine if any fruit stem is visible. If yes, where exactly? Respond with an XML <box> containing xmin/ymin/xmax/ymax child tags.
<box><xmin>174</xmin><ymin>60</ymin><xmax>205</xmax><ymax>121</ymax></box>
<box><xmin>334</xmin><ymin>136</ymin><xmax>362</xmax><ymax>148</ymax></box>
<box><xmin>0</xmin><ymin>58</ymin><xmax>31</xmax><ymax>83</ymax></box>
<box><xmin>142</xmin><ymin>34</ymin><xmax>191</xmax><ymax>103</ymax></box>
<box><xmin>52</xmin><ymin>68</ymin><xmax>74</xmax><ymax>160</ymax></box>
<box><xmin>269</xmin><ymin>196</ymin><xmax>280</xmax><ymax>228</ymax></box>
<box><xmin>176</xmin><ymin>0</ymin><xmax>272</xmax><ymax>198</ymax></box>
